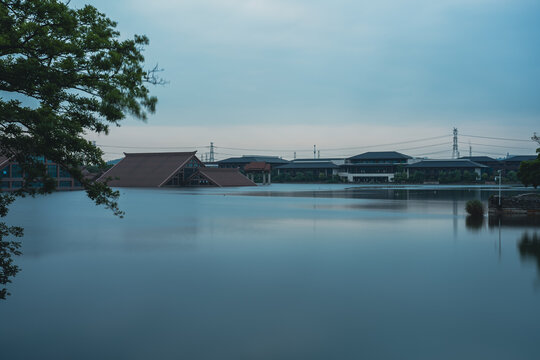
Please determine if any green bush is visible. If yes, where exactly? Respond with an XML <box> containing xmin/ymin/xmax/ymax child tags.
<box><xmin>465</xmin><ymin>200</ymin><xmax>484</xmax><ymax>217</ymax></box>
<box><xmin>411</xmin><ymin>171</ymin><xmax>425</xmax><ymax>183</ymax></box>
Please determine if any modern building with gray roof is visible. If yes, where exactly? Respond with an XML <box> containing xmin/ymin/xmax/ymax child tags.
<box><xmin>502</xmin><ymin>155</ymin><xmax>538</xmax><ymax>172</ymax></box>
<box><xmin>275</xmin><ymin>161</ymin><xmax>340</xmax><ymax>177</ymax></box>
<box><xmin>347</xmin><ymin>151</ymin><xmax>412</xmax><ymax>163</ymax></box>
<box><xmin>406</xmin><ymin>159</ymin><xmax>487</xmax><ymax>180</ymax></box>
<box><xmin>293</xmin><ymin>158</ymin><xmax>346</xmax><ymax>165</ymax></box>
<box><xmin>459</xmin><ymin>156</ymin><xmax>502</xmax><ymax>174</ymax></box>
<box><xmin>504</xmin><ymin>155</ymin><xmax>537</xmax><ymax>162</ymax></box>
<box><xmin>407</xmin><ymin>159</ymin><xmax>487</xmax><ymax>169</ymax></box>
<box><xmin>340</xmin><ymin>151</ymin><xmax>413</xmax><ymax>183</ymax></box>
<box><xmin>217</xmin><ymin>155</ymin><xmax>290</xmax><ymax>170</ymax></box>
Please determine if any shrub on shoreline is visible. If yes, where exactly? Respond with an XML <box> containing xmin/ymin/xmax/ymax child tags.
<box><xmin>466</xmin><ymin>200</ymin><xmax>484</xmax><ymax>217</ymax></box>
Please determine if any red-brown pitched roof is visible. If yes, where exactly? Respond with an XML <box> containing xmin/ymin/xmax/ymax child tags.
<box><xmin>97</xmin><ymin>152</ymin><xmax>197</xmax><ymax>187</ymax></box>
<box><xmin>195</xmin><ymin>168</ymin><xmax>256</xmax><ymax>187</ymax></box>
<box><xmin>244</xmin><ymin>161</ymin><xmax>271</xmax><ymax>172</ymax></box>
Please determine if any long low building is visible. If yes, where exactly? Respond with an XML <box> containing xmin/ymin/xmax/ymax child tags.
<box><xmin>275</xmin><ymin>161</ymin><xmax>340</xmax><ymax>177</ymax></box>
<box><xmin>216</xmin><ymin>151</ymin><xmax>538</xmax><ymax>184</ymax></box>
<box><xmin>98</xmin><ymin>152</ymin><xmax>255</xmax><ymax>187</ymax></box>
<box><xmin>406</xmin><ymin>159</ymin><xmax>487</xmax><ymax>179</ymax></box>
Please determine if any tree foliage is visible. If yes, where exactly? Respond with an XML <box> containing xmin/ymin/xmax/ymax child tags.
<box><xmin>0</xmin><ymin>193</ymin><xmax>22</xmax><ymax>300</ymax></box>
<box><xmin>518</xmin><ymin>148</ymin><xmax>540</xmax><ymax>189</ymax></box>
<box><xmin>465</xmin><ymin>199</ymin><xmax>484</xmax><ymax>217</ymax></box>
<box><xmin>0</xmin><ymin>0</ymin><xmax>161</xmax><ymax>297</ymax></box>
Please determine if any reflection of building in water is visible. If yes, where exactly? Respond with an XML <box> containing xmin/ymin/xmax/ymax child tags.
<box><xmin>488</xmin><ymin>215</ymin><xmax>540</xmax><ymax>228</ymax></box>
<box><xmin>453</xmin><ymin>199</ymin><xmax>458</xmax><ymax>238</ymax></box>
<box><xmin>518</xmin><ymin>232</ymin><xmax>540</xmax><ymax>274</ymax></box>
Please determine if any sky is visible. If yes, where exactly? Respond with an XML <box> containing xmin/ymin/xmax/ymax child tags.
<box><xmin>67</xmin><ymin>0</ymin><xmax>540</xmax><ymax>160</ymax></box>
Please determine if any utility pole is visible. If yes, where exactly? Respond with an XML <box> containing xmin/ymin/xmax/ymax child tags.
<box><xmin>294</xmin><ymin>151</ymin><xmax>296</xmax><ymax>160</ymax></box>
<box><xmin>469</xmin><ymin>141</ymin><xmax>472</xmax><ymax>157</ymax></box>
<box><xmin>452</xmin><ymin>128</ymin><xmax>460</xmax><ymax>159</ymax></box>
<box><xmin>318</xmin><ymin>150</ymin><xmax>320</xmax><ymax>159</ymax></box>
<box><xmin>209</xmin><ymin>142</ymin><xmax>215</xmax><ymax>162</ymax></box>
<box><xmin>313</xmin><ymin>145</ymin><xmax>316</xmax><ymax>159</ymax></box>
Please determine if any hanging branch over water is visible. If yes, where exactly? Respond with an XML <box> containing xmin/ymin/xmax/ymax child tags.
<box><xmin>0</xmin><ymin>0</ymin><xmax>163</xmax><ymax>298</ymax></box>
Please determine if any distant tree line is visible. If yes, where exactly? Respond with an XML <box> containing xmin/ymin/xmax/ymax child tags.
<box><xmin>393</xmin><ymin>170</ymin><xmax>519</xmax><ymax>185</ymax></box>
<box><xmin>518</xmin><ymin>145</ymin><xmax>540</xmax><ymax>188</ymax></box>
<box><xmin>266</xmin><ymin>170</ymin><xmax>523</xmax><ymax>185</ymax></box>
<box><xmin>269</xmin><ymin>172</ymin><xmax>343</xmax><ymax>183</ymax></box>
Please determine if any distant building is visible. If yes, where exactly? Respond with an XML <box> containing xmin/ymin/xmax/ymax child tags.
<box><xmin>244</xmin><ymin>162</ymin><xmax>273</xmax><ymax>184</ymax></box>
<box><xmin>459</xmin><ymin>156</ymin><xmax>502</xmax><ymax>175</ymax></box>
<box><xmin>292</xmin><ymin>158</ymin><xmax>346</xmax><ymax>166</ymax></box>
<box><xmin>98</xmin><ymin>152</ymin><xmax>255</xmax><ymax>187</ymax></box>
<box><xmin>339</xmin><ymin>151</ymin><xmax>412</xmax><ymax>183</ymax></box>
<box><xmin>217</xmin><ymin>155</ymin><xmax>289</xmax><ymax>170</ymax></box>
<box><xmin>275</xmin><ymin>161</ymin><xmax>340</xmax><ymax>177</ymax></box>
<box><xmin>0</xmin><ymin>156</ymin><xmax>83</xmax><ymax>191</ymax></box>
<box><xmin>501</xmin><ymin>155</ymin><xmax>537</xmax><ymax>172</ymax></box>
<box><xmin>406</xmin><ymin>159</ymin><xmax>487</xmax><ymax>179</ymax></box>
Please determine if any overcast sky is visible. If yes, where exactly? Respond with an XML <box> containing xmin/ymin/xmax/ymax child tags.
<box><xmin>70</xmin><ymin>0</ymin><xmax>540</xmax><ymax>160</ymax></box>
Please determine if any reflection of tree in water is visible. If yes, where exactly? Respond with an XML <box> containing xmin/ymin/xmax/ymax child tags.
<box><xmin>1</xmin><ymin>193</ymin><xmax>23</xmax><ymax>300</ymax></box>
<box><xmin>0</xmin><ymin>231</ymin><xmax>22</xmax><ymax>300</ymax></box>
<box><xmin>465</xmin><ymin>215</ymin><xmax>484</xmax><ymax>231</ymax></box>
<box><xmin>517</xmin><ymin>232</ymin><xmax>540</xmax><ymax>274</ymax></box>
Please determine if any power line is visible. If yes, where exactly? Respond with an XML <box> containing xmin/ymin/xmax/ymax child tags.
<box><xmin>97</xmin><ymin>144</ymin><xmax>208</xmax><ymax>149</ymax></box>
<box><xmin>458</xmin><ymin>141</ymin><xmax>534</xmax><ymax>151</ymax></box>
<box><xmin>465</xmin><ymin>150</ymin><xmax>507</xmax><ymax>157</ymax></box>
<box><xmin>410</xmin><ymin>149</ymin><xmax>451</xmax><ymax>157</ymax></box>
<box><xmin>95</xmin><ymin>131</ymin><xmax>534</xmax><ymax>159</ymax></box>
<box><xmin>214</xmin><ymin>134</ymin><xmax>452</xmax><ymax>153</ymax></box>
<box><xmin>396</xmin><ymin>142</ymin><xmax>452</xmax><ymax>152</ymax></box>
<box><xmin>215</xmin><ymin>146</ymin><xmax>311</xmax><ymax>153</ymax></box>
<box><xmin>460</xmin><ymin>134</ymin><xmax>533</xmax><ymax>142</ymax></box>
<box><xmin>320</xmin><ymin>134</ymin><xmax>451</xmax><ymax>151</ymax></box>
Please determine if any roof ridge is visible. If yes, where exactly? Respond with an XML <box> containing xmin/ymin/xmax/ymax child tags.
<box><xmin>125</xmin><ymin>151</ymin><xmax>197</xmax><ymax>156</ymax></box>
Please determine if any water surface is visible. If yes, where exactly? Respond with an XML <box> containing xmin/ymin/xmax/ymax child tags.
<box><xmin>1</xmin><ymin>184</ymin><xmax>539</xmax><ymax>359</ymax></box>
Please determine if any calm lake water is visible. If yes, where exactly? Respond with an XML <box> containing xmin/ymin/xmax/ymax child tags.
<box><xmin>1</xmin><ymin>184</ymin><xmax>539</xmax><ymax>359</ymax></box>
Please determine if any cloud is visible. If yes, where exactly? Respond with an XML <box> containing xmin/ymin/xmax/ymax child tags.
<box><xmin>72</xmin><ymin>0</ymin><xmax>540</xmax><ymax>133</ymax></box>
<box><xmin>128</xmin><ymin>0</ymin><xmax>317</xmax><ymax>48</ymax></box>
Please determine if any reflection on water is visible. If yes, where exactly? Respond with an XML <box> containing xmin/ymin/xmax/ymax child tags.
<box><xmin>488</xmin><ymin>215</ymin><xmax>540</xmax><ymax>228</ymax></box>
<box><xmin>518</xmin><ymin>232</ymin><xmax>540</xmax><ymax>274</ymax></box>
<box><xmin>1</xmin><ymin>186</ymin><xmax>540</xmax><ymax>359</ymax></box>
<box><xmin>236</xmin><ymin>186</ymin><xmax>534</xmax><ymax>202</ymax></box>
<box><xmin>0</xmin><ymin>239</ymin><xmax>21</xmax><ymax>300</ymax></box>
<box><xmin>465</xmin><ymin>215</ymin><xmax>485</xmax><ymax>231</ymax></box>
